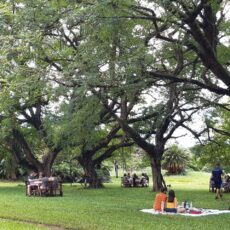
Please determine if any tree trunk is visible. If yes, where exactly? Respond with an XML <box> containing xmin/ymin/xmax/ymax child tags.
<box><xmin>78</xmin><ymin>155</ymin><xmax>103</xmax><ymax>188</ymax></box>
<box><xmin>114</xmin><ymin>162</ymin><xmax>119</xmax><ymax>178</ymax></box>
<box><xmin>149</xmin><ymin>154</ymin><xmax>164</xmax><ymax>192</ymax></box>
<box><xmin>42</xmin><ymin>163</ymin><xmax>52</xmax><ymax>177</ymax></box>
<box><xmin>8</xmin><ymin>172</ymin><xmax>17</xmax><ymax>180</ymax></box>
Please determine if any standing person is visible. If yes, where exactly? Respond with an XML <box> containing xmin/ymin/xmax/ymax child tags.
<box><xmin>153</xmin><ymin>187</ymin><xmax>167</xmax><ymax>212</ymax></box>
<box><xmin>212</xmin><ymin>163</ymin><xmax>224</xmax><ymax>199</ymax></box>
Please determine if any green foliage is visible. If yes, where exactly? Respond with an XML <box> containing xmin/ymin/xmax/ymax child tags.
<box><xmin>217</xmin><ymin>44</ymin><xmax>230</xmax><ymax>64</ymax></box>
<box><xmin>187</xmin><ymin>157</ymin><xmax>202</xmax><ymax>171</ymax></box>
<box><xmin>196</xmin><ymin>105</ymin><xmax>230</xmax><ymax>172</ymax></box>
<box><xmin>59</xmin><ymin>95</ymin><xmax>105</xmax><ymax>150</ymax></box>
<box><xmin>195</xmin><ymin>141</ymin><xmax>230</xmax><ymax>172</ymax></box>
<box><xmin>108</xmin><ymin>147</ymin><xmax>150</xmax><ymax>172</ymax></box>
<box><xmin>162</xmin><ymin>145</ymin><xmax>191</xmax><ymax>175</ymax></box>
<box><xmin>52</xmin><ymin>160</ymin><xmax>82</xmax><ymax>182</ymax></box>
<box><xmin>96</xmin><ymin>165</ymin><xmax>111</xmax><ymax>182</ymax></box>
<box><xmin>0</xmin><ymin>146</ymin><xmax>17</xmax><ymax>179</ymax></box>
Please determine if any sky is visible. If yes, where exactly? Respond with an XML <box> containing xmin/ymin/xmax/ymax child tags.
<box><xmin>170</xmin><ymin>129</ymin><xmax>197</xmax><ymax>149</ymax></box>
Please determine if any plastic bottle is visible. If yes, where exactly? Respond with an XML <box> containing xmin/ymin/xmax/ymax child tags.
<box><xmin>185</xmin><ymin>201</ymin><xmax>189</xmax><ymax>210</ymax></box>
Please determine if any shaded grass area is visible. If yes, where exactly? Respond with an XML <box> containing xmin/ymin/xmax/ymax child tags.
<box><xmin>0</xmin><ymin>172</ymin><xmax>229</xmax><ymax>230</ymax></box>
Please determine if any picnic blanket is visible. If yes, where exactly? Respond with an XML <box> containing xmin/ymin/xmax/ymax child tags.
<box><xmin>140</xmin><ymin>208</ymin><xmax>230</xmax><ymax>217</ymax></box>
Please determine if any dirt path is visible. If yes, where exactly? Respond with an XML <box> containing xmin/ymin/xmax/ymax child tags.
<box><xmin>0</xmin><ymin>217</ymin><xmax>77</xmax><ymax>230</ymax></box>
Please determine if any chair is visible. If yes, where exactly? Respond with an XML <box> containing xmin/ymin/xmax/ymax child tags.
<box><xmin>52</xmin><ymin>181</ymin><xmax>63</xmax><ymax>196</ymax></box>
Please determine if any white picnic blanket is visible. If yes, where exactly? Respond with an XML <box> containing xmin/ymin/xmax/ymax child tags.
<box><xmin>140</xmin><ymin>208</ymin><xmax>230</xmax><ymax>217</ymax></box>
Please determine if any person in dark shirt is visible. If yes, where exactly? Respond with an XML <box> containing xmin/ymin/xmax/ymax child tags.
<box><xmin>212</xmin><ymin>163</ymin><xmax>224</xmax><ymax>199</ymax></box>
<box><xmin>132</xmin><ymin>173</ymin><xmax>139</xmax><ymax>187</ymax></box>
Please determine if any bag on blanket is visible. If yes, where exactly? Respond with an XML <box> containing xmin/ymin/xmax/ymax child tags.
<box><xmin>188</xmin><ymin>209</ymin><xmax>202</xmax><ymax>214</ymax></box>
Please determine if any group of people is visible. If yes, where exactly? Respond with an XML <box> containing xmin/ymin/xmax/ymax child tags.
<box><xmin>26</xmin><ymin>171</ymin><xmax>59</xmax><ymax>196</ymax></box>
<box><xmin>152</xmin><ymin>163</ymin><xmax>227</xmax><ymax>213</ymax></box>
<box><xmin>153</xmin><ymin>188</ymin><xmax>186</xmax><ymax>213</ymax></box>
<box><xmin>122</xmin><ymin>173</ymin><xmax>149</xmax><ymax>187</ymax></box>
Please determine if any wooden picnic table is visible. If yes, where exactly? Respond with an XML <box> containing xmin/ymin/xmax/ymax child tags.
<box><xmin>26</xmin><ymin>177</ymin><xmax>63</xmax><ymax>197</ymax></box>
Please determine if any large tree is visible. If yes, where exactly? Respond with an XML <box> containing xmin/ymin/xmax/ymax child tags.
<box><xmin>1</xmin><ymin>0</ymin><xmax>228</xmax><ymax>191</ymax></box>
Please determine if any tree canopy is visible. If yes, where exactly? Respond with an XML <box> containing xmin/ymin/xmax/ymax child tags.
<box><xmin>0</xmin><ymin>0</ymin><xmax>229</xmax><ymax>190</ymax></box>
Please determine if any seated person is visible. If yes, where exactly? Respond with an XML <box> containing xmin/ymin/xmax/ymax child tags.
<box><xmin>153</xmin><ymin>187</ymin><xmax>167</xmax><ymax>212</ymax></box>
<box><xmin>140</xmin><ymin>173</ymin><xmax>149</xmax><ymax>187</ymax></box>
<box><xmin>223</xmin><ymin>175</ymin><xmax>230</xmax><ymax>192</ymax></box>
<box><xmin>163</xmin><ymin>190</ymin><xmax>185</xmax><ymax>213</ymax></box>
<box><xmin>122</xmin><ymin>173</ymin><xmax>132</xmax><ymax>187</ymax></box>
<box><xmin>210</xmin><ymin>176</ymin><xmax>215</xmax><ymax>192</ymax></box>
<box><xmin>27</xmin><ymin>171</ymin><xmax>40</xmax><ymax>196</ymax></box>
<box><xmin>40</xmin><ymin>174</ymin><xmax>49</xmax><ymax>189</ymax></box>
<box><xmin>38</xmin><ymin>172</ymin><xmax>60</xmax><ymax>194</ymax></box>
<box><xmin>132</xmin><ymin>173</ymin><xmax>139</xmax><ymax>187</ymax></box>
<box><xmin>28</xmin><ymin>171</ymin><xmax>38</xmax><ymax>181</ymax></box>
<box><xmin>127</xmin><ymin>173</ymin><xmax>133</xmax><ymax>186</ymax></box>
<box><xmin>49</xmin><ymin>173</ymin><xmax>59</xmax><ymax>190</ymax></box>
<box><xmin>122</xmin><ymin>173</ymin><xmax>128</xmax><ymax>185</ymax></box>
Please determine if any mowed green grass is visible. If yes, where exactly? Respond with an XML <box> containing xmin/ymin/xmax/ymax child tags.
<box><xmin>0</xmin><ymin>172</ymin><xmax>229</xmax><ymax>230</ymax></box>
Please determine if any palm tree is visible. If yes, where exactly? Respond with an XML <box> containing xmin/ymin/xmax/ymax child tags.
<box><xmin>162</xmin><ymin>145</ymin><xmax>190</xmax><ymax>175</ymax></box>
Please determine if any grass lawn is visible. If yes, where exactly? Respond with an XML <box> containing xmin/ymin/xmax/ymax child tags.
<box><xmin>0</xmin><ymin>171</ymin><xmax>229</xmax><ymax>230</ymax></box>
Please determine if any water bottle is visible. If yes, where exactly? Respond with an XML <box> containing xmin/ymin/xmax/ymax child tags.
<box><xmin>183</xmin><ymin>201</ymin><xmax>186</xmax><ymax>209</ymax></box>
<box><xmin>185</xmin><ymin>201</ymin><xmax>190</xmax><ymax>210</ymax></box>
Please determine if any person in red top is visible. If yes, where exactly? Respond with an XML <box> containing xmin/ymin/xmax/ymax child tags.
<box><xmin>153</xmin><ymin>187</ymin><xmax>167</xmax><ymax>212</ymax></box>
